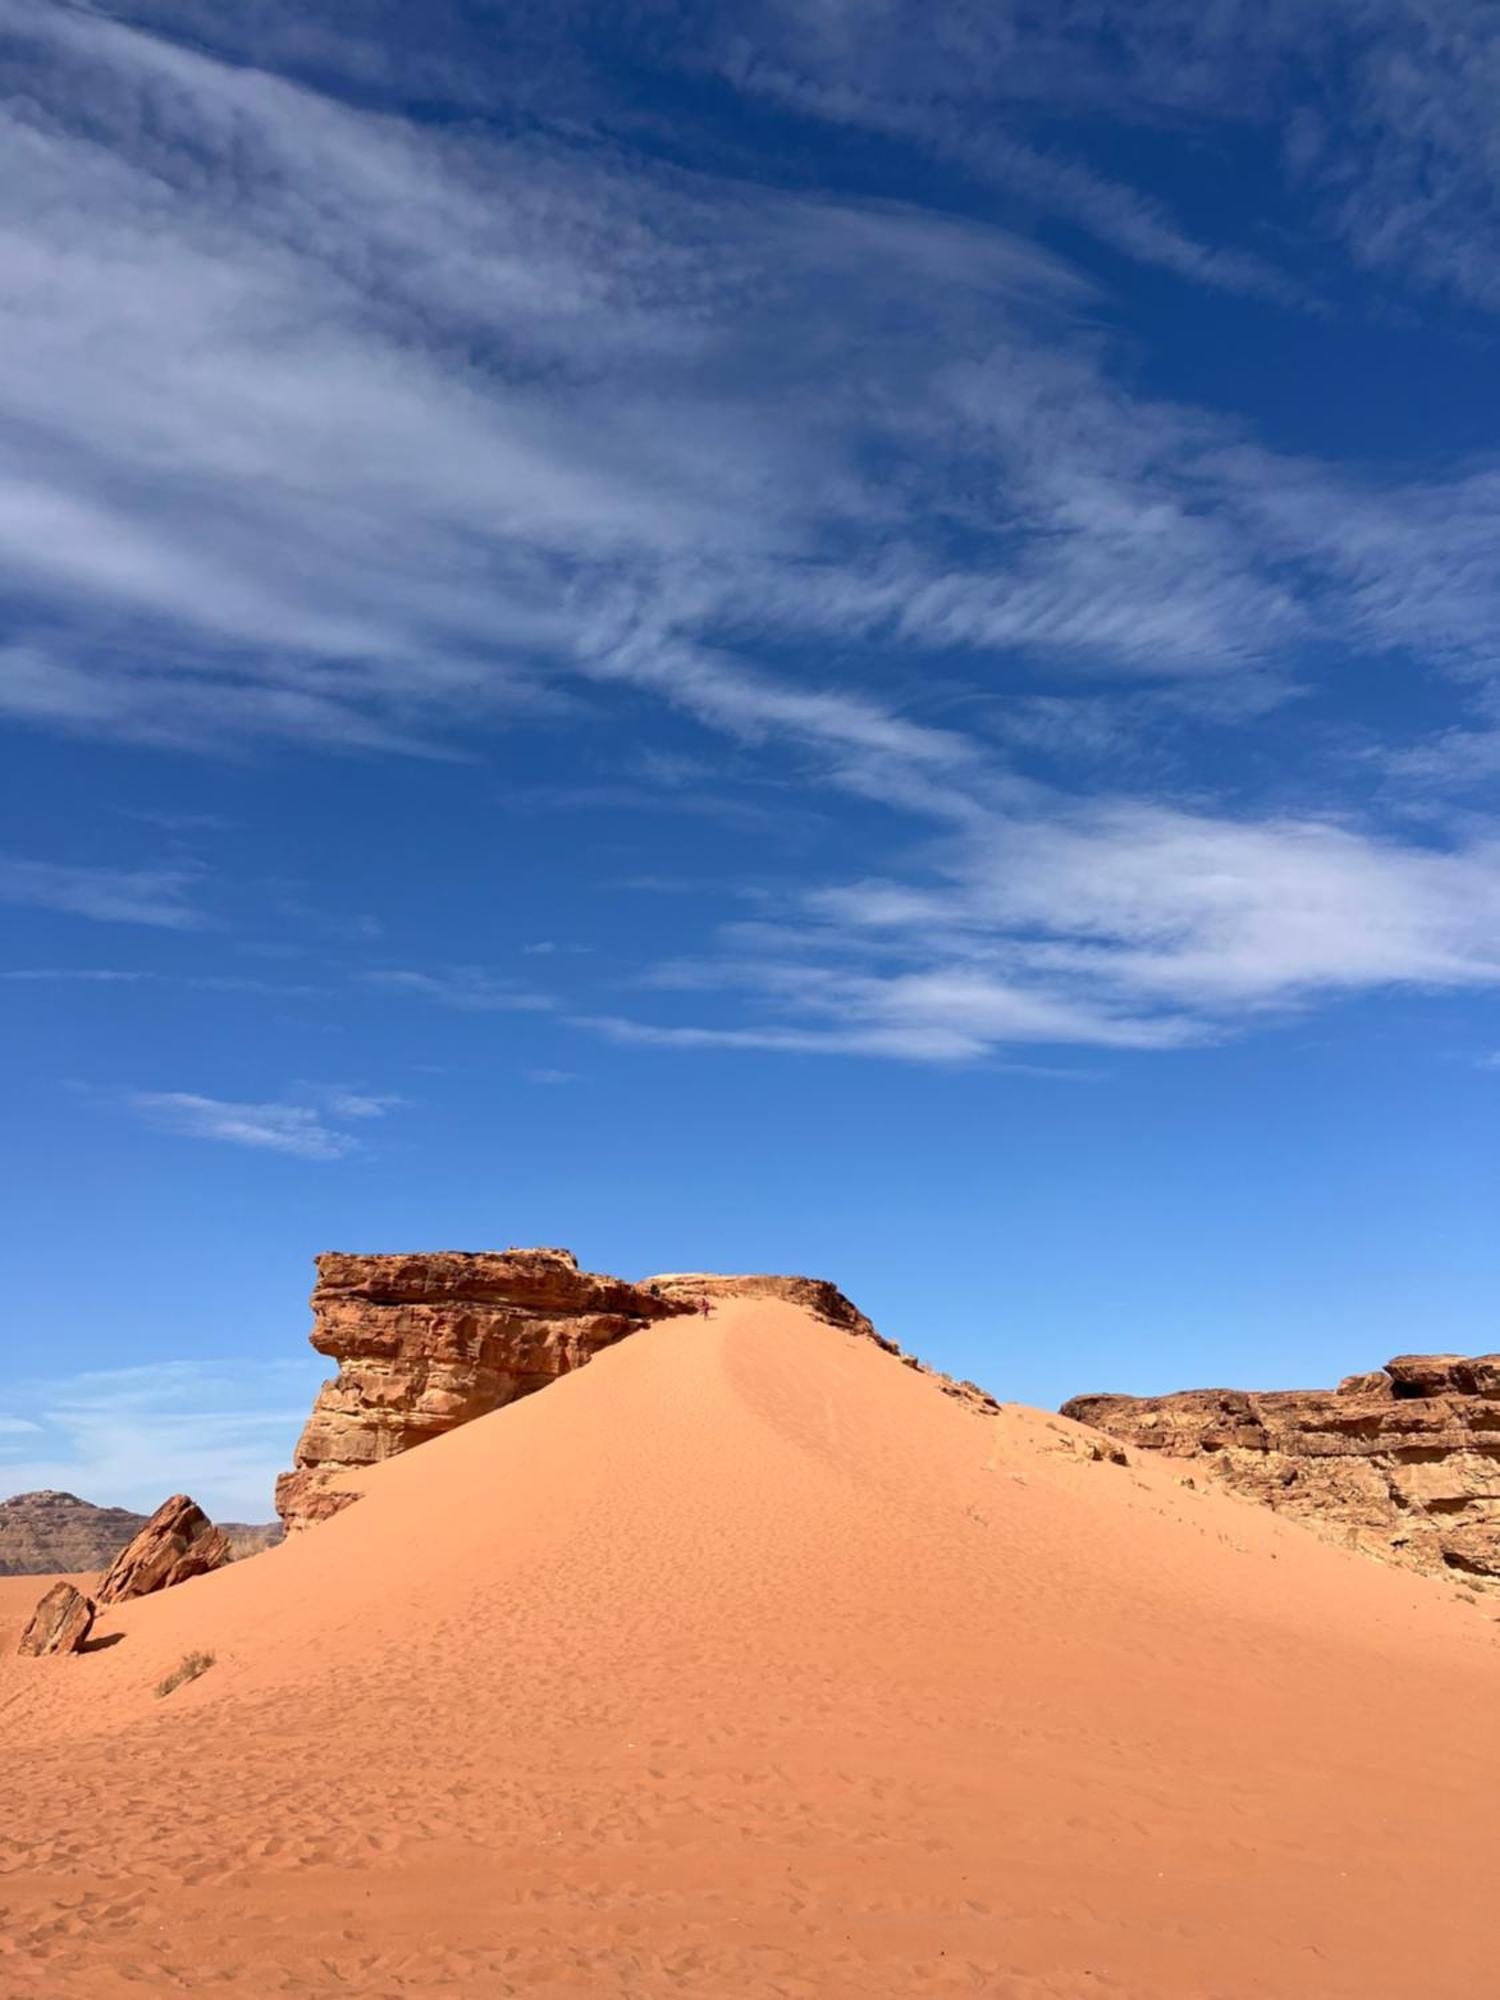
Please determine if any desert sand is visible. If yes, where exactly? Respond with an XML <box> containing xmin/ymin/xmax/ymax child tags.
<box><xmin>2</xmin><ymin>1294</ymin><xmax>1497</xmax><ymax>1997</ymax></box>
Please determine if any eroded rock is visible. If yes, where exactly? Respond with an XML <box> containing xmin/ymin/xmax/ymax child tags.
<box><xmin>276</xmin><ymin>1247</ymin><xmax>689</xmax><ymax>1532</ymax></box>
<box><xmin>642</xmin><ymin>1270</ymin><xmax>1004</xmax><ymax>1414</ymax></box>
<box><xmin>18</xmin><ymin>1580</ymin><xmax>96</xmax><ymax>1656</ymax></box>
<box><xmin>96</xmin><ymin>1495</ymin><xmax>232</xmax><ymax>1605</ymax></box>
<box><xmin>1063</xmin><ymin>1352</ymin><xmax>1500</xmax><ymax>1592</ymax></box>
<box><xmin>641</xmin><ymin>1272</ymin><xmax>881</xmax><ymax>1339</ymax></box>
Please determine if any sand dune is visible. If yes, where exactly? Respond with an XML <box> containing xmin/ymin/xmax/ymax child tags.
<box><xmin>3</xmin><ymin>1295</ymin><xmax>1498</xmax><ymax>1997</ymax></box>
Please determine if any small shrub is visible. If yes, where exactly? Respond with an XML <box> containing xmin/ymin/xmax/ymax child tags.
<box><xmin>155</xmin><ymin>1649</ymin><xmax>215</xmax><ymax>1698</ymax></box>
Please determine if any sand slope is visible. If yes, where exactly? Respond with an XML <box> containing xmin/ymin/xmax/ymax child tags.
<box><xmin>2</xmin><ymin>1296</ymin><xmax>1497</xmax><ymax>1997</ymax></box>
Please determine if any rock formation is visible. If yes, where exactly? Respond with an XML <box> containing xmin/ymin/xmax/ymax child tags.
<box><xmin>645</xmin><ymin>1268</ymin><xmax>1004</xmax><ymax>1413</ymax></box>
<box><xmin>276</xmin><ymin>1247</ymin><xmax>690</xmax><ymax>1532</ymax></box>
<box><xmin>0</xmin><ymin>1489</ymin><xmax>279</xmax><ymax>1576</ymax></box>
<box><xmin>95</xmin><ymin>1495</ymin><xmax>232</xmax><ymax>1605</ymax></box>
<box><xmin>641</xmin><ymin>1271</ymin><xmax>881</xmax><ymax>1339</ymax></box>
<box><xmin>1063</xmin><ymin>1351</ymin><xmax>1500</xmax><ymax>1591</ymax></box>
<box><xmin>17</xmin><ymin>1580</ymin><xmax>95</xmax><ymax>1657</ymax></box>
<box><xmin>275</xmin><ymin>1246</ymin><xmax>1011</xmax><ymax>1536</ymax></box>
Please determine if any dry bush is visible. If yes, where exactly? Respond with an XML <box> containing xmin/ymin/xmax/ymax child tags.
<box><xmin>155</xmin><ymin>1649</ymin><xmax>216</xmax><ymax>1698</ymax></box>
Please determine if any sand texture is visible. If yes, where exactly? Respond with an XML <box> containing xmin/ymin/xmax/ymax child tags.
<box><xmin>3</xmin><ymin>1295</ymin><xmax>1498</xmax><ymax>1997</ymax></box>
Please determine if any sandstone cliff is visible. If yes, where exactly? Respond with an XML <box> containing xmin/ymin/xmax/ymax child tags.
<box><xmin>275</xmin><ymin>1247</ymin><xmax>690</xmax><ymax>1532</ymax></box>
<box><xmin>0</xmin><ymin>1490</ymin><xmax>280</xmax><ymax>1576</ymax></box>
<box><xmin>1063</xmin><ymin>1351</ymin><xmax>1500</xmax><ymax>1591</ymax></box>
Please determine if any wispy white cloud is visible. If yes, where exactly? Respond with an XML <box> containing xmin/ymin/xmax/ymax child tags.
<box><xmin>0</xmin><ymin>1358</ymin><xmax>317</xmax><ymax>1520</ymax></box>
<box><xmin>0</xmin><ymin>855</ymin><xmax>203</xmax><ymax>927</ymax></box>
<box><xmin>362</xmin><ymin>968</ymin><xmax>555</xmax><ymax>1012</ymax></box>
<box><xmin>584</xmin><ymin>800</ymin><xmax>1500</xmax><ymax>1059</ymax></box>
<box><xmin>306</xmin><ymin>1087</ymin><xmax>406</xmax><ymax>1119</ymax></box>
<box><xmin>7</xmin><ymin>0</ymin><xmax>1500</xmax><ymax>786</ymax></box>
<box><xmin>121</xmin><ymin>1082</ymin><xmax>401</xmax><ymax>1158</ymax></box>
<box><xmin>2</xmin><ymin>966</ymin><xmax>148</xmax><ymax>982</ymax></box>
<box><xmin>711</xmin><ymin>0</ymin><xmax>1500</xmax><ymax>314</ymax></box>
<box><xmin>3</xmin><ymin>967</ymin><xmax>320</xmax><ymax>996</ymax></box>
<box><xmin>717</xmin><ymin>38</ymin><xmax>1303</xmax><ymax>304</ymax></box>
<box><xmin>10</xmin><ymin>0</ymin><xmax>1500</xmax><ymax>1085</ymax></box>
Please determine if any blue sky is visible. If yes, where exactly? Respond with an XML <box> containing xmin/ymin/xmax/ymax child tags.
<box><xmin>4</xmin><ymin>0</ymin><xmax>1500</xmax><ymax>1518</ymax></box>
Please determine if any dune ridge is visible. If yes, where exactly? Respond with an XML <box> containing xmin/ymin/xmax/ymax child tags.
<box><xmin>3</xmin><ymin>1293</ymin><xmax>1498</xmax><ymax>1997</ymax></box>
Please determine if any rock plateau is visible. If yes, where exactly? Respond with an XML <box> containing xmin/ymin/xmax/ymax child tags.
<box><xmin>1064</xmin><ymin>1351</ymin><xmax>1500</xmax><ymax>1592</ymax></box>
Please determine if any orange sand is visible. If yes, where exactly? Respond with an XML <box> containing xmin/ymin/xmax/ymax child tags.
<box><xmin>2</xmin><ymin>1296</ymin><xmax>1497</xmax><ymax>1997</ymax></box>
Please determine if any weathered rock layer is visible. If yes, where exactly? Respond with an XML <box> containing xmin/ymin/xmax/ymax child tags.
<box><xmin>1063</xmin><ymin>1351</ymin><xmax>1500</xmax><ymax>1591</ymax></box>
<box><xmin>276</xmin><ymin>1247</ymin><xmax>689</xmax><ymax>1532</ymax></box>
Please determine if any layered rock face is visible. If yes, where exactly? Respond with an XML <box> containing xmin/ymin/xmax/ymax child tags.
<box><xmin>1063</xmin><ymin>1352</ymin><xmax>1500</xmax><ymax>1591</ymax></box>
<box><xmin>96</xmin><ymin>1495</ymin><xmax>232</xmax><ymax>1605</ymax></box>
<box><xmin>0</xmin><ymin>1489</ymin><xmax>278</xmax><ymax>1576</ymax></box>
<box><xmin>276</xmin><ymin>1248</ymin><xmax>689</xmax><ymax>1532</ymax></box>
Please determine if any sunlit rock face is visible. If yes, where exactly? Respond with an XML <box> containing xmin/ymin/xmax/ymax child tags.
<box><xmin>275</xmin><ymin>1247</ymin><xmax>689</xmax><ymax>1532</ymax></box>
<box><xmin>96</xmin><ymin>1495</ymin><xmax>232</xmax><ymax>1605</ymax></box>
<box><xmin>1064</xmin><ymin>1352</ymin><xmax>1500</xmax><ymax>1591</ymax></box>
<box><xmin>17</xmin><ymin>1581</ymin><xmax>95</xmax><ymax>1657</ymax></box>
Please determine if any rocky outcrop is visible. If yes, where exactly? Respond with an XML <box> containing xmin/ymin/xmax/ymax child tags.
<box><xmin>276</xmin><ymin>1247</ymin><xmax>690</xmax><ymax>1532</ymax></box>
<box><xmin>96</xmin><ymin>1495</ymin><xmax>232</xmax><ymax>1605</ymax></box>
<box><xmin>0</xmin><ymin>1489</ymin><xmax>279</xmax><ymax>1576</ymax></box>
<box><xmin>275</xmin><ymin>1247</ymin><xmax>1004</xmax><ymax>1535</ymax></box>
<box><xmin>643</xmin><ymin>1270</ymin><xmax>1003</xmax><ymax>1414</ymax></box>
<box><xmin>1063</xmin><ymin>1351</ymin><xmax>1500</xmax><ymax>1592</ymax></box>
<box><xmin>641</xmin><ymin>1272</ymin><xmax>879</xmax><ymax>1339</ymax></box>
<box><xmin>17</xmin><ymin>1581</ymin><xmax>96</xmax><ymax>1657</ymax></box>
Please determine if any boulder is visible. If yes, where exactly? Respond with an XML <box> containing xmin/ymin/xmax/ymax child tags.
<box><xmin>1063</xmin><ymin>1352</ymin><xmax>1500</xmax><ymax>1593</ymax></box>
<box><xmin>95</xmin><ymin>1495</ymin><xmax>232</xmax><ymax>1605</ymax></box>
<box><xmin>17</xmin><ymin>1580</ymin><xmax>95</xmax><ymax>1657</ymax></box>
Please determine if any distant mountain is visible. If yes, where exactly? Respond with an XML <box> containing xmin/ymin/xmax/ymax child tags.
<box><xmin>0</xmin><ymin>1489</ymin><xmax>281</xmax><ymax>1576</ymax></box>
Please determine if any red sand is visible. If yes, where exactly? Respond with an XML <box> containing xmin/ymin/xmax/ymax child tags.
<box><xmin>2</xmin><ymin>1296</ymin><xmax>1498</xmax><ymax>1997</ymax></box>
